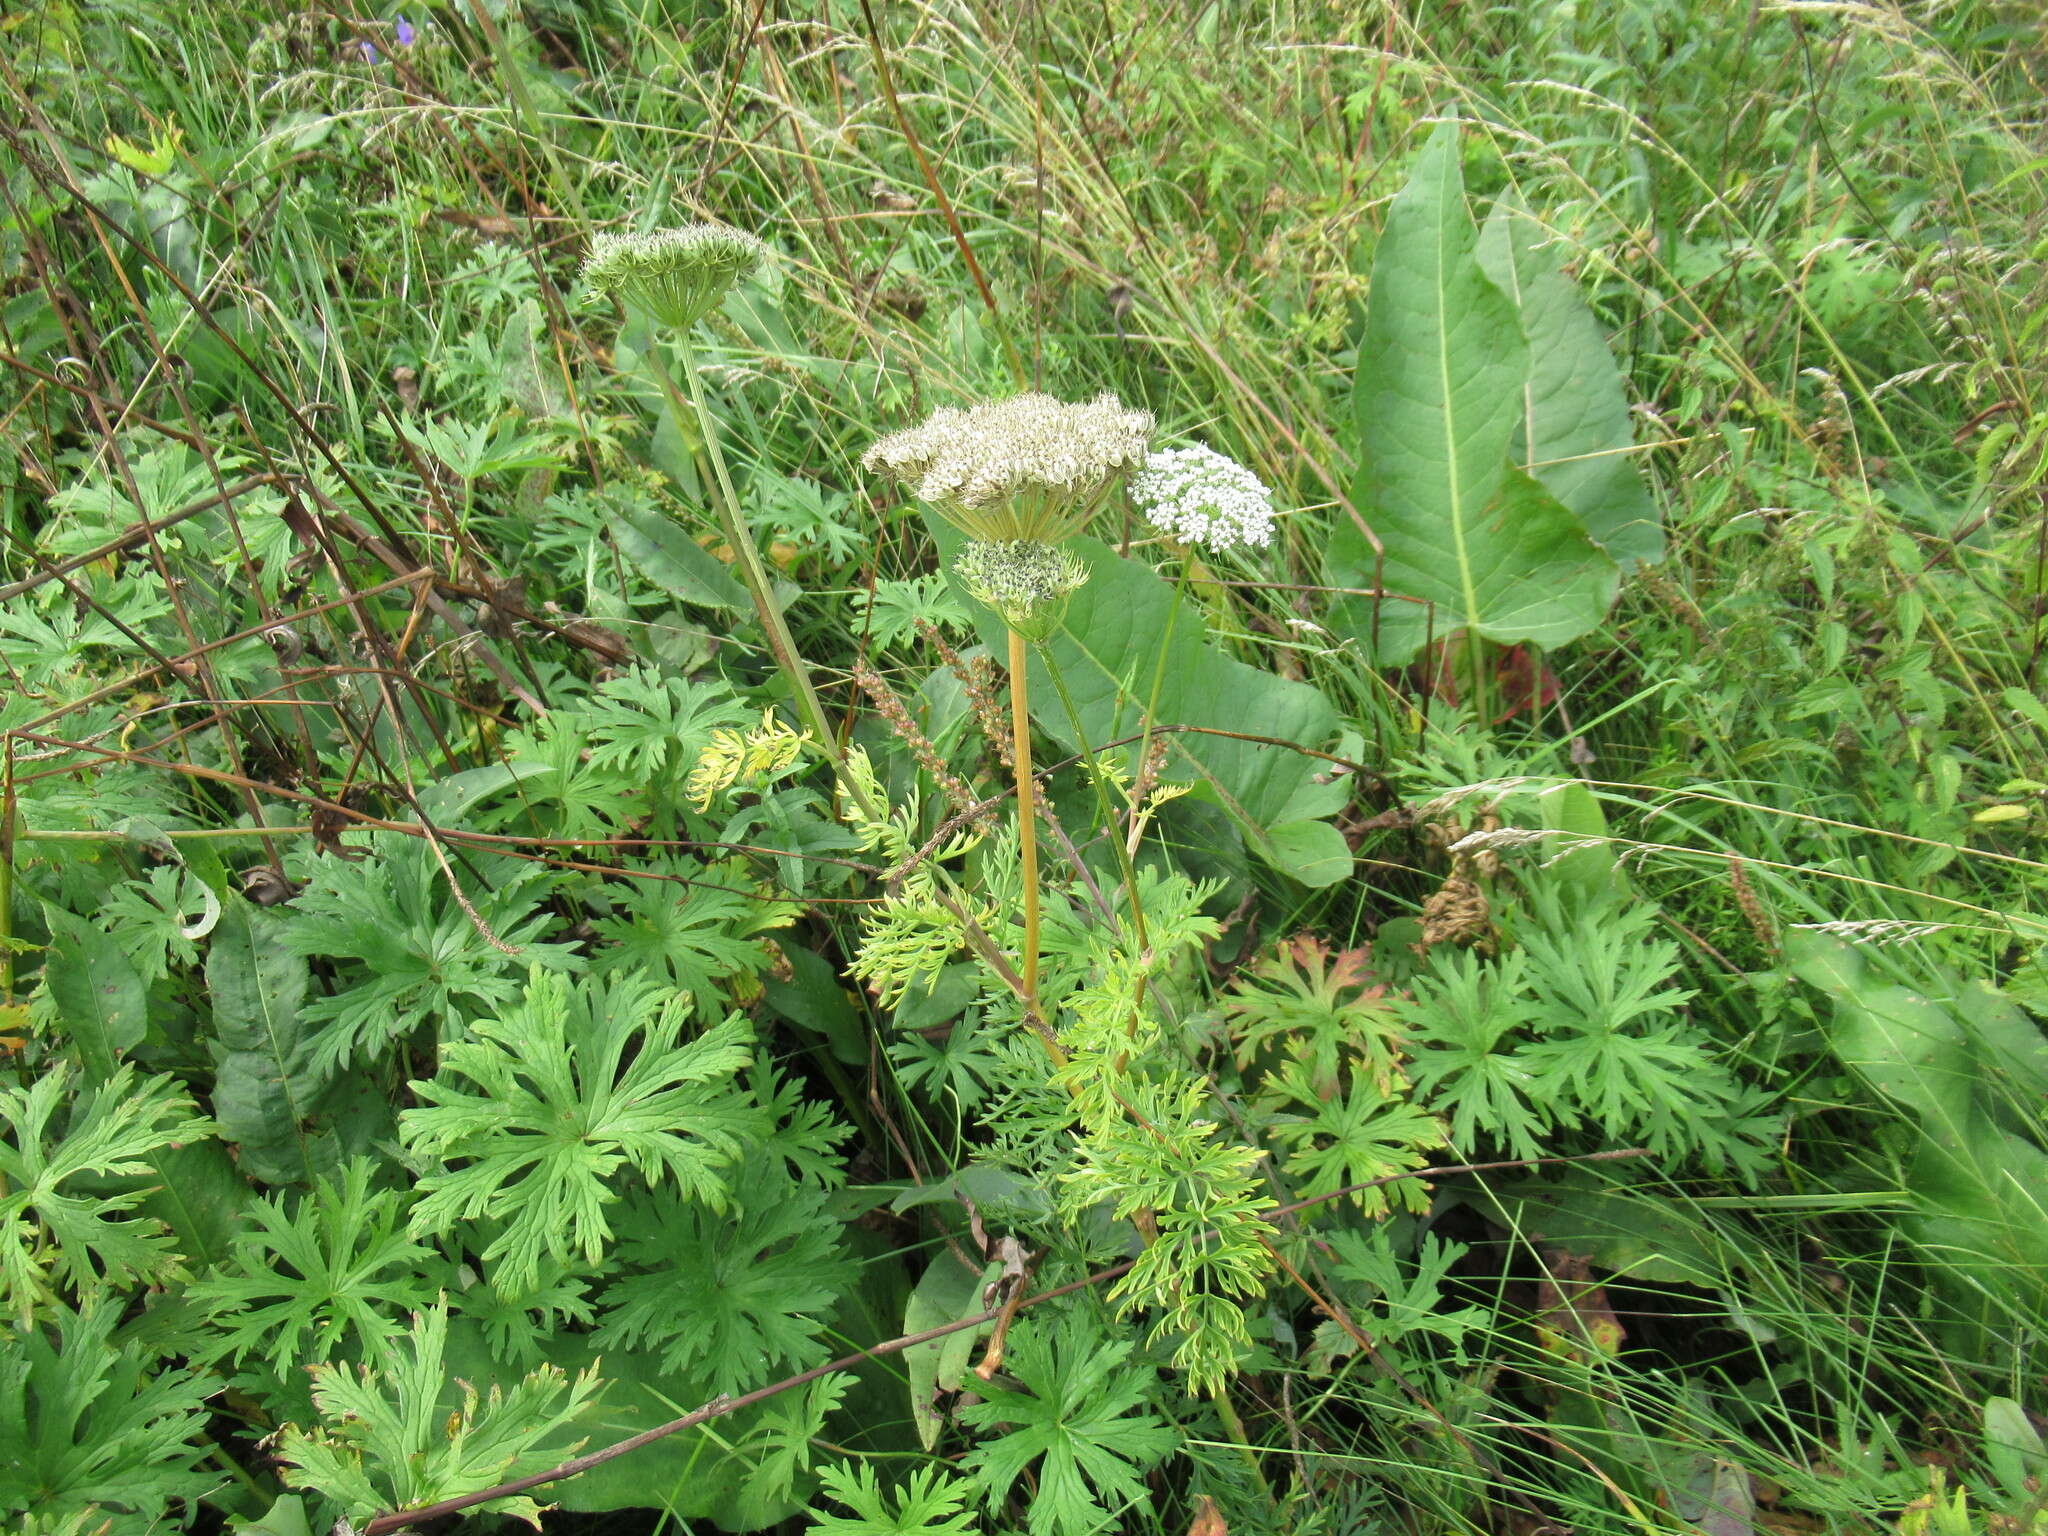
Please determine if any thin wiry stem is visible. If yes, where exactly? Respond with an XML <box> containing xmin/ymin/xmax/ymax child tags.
<box><xmin>654</xmin><ymin>337</ymin><xmax>874</xmax><ymax>822</ymax></box>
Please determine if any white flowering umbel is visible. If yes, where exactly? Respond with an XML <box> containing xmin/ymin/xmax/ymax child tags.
<box><xmin>862</xmin><ymin>391</ymin><xmax>1154</xmax><ymax>542</ymax></box>
<box><xmin>1128</xmin><ymin>443</ymin><xmax>1278</xmax><ymax>551</ymax></box>
<box><xmin>580</xmin><ymin>223</ymin><xmax>767</xmax><ymax>330</ymax></box>
<box><xmin>863</xmin><ymin>393</ymin><xmax>1151</xmax><ymax>1040</ymax></box>
<box><xmin>579</xmin><ymin>215</ymin><xmax>857</xmax><ymax>828</ymax></box>
<box><xmin>954</xmin><ymin>540</ymin><xmax>1089</xmax><ymax>642</ymax></box>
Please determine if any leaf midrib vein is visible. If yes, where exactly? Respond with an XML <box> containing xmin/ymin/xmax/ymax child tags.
<box><xmin>1434</xmin><ymin>154</ymin><xmax>1482</xmax><ymax>641</ymax></box>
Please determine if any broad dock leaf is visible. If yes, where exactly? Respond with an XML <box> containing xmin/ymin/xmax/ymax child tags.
<box><xmin>1329</xmin><ymin>121</ymin><xmax>1618</xmax><ymax>664</ymax></box>
<box><xmin>1478</xmin><ymin>197</ymin><xmax>1663</xmax><ymax>567</ymax></box>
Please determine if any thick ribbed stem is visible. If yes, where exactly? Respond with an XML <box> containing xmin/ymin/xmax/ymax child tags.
<box><xmin>1009</xmin><ymin>626</ymin><xmax>1041</xmax><ymax>1012</ymax></box>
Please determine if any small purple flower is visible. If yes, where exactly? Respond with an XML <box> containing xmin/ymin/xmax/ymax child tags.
<box><xmin>395</xmin><ymin>15</ymin><xmax>416</xmax><ymax>46</ymax></box>
<box><xmin>357</xmin><ymin>38</ymin><xmax>379</xmax><ymax>63</ymax></box>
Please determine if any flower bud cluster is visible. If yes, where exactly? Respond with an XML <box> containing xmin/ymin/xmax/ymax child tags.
<box><xmin>580</xmin><ymin>223</ymin><xmax>767</xmax><ymax>330</ymax></box>
<box><xmin>1128</xmin><ymin>443</ymin><xmax>1278</xmax><ymax>551</ymax></box>
<box><xmin>953</xmin><ymin>539</ymin><xmax>1089</xmax><ymax>641</ymax></box>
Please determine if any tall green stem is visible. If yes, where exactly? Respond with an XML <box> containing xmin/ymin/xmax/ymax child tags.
<box><xmin>1038</xmin><ymin>643</ymin><xmax>1148</xmax><ymax>956</ymax></box>
<box><xmin>1008</xmin><ymin>626</ymin><xmax>1041</xmax><ymax>1013</ymax></box>
<box><xmin>653</xmin><ymin>335</ymin><xmax>870</xmax><ymax>820</ymax></box>
<box><xmin>0</xmin><ymin>734</ymin><xmax>14</xmax><ymax>1002</ymax></box>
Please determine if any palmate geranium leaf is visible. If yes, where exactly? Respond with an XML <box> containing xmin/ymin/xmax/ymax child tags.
<box><xmin>0</xmin><ymin>1062</ymin><xmax>213</xmax><ymax>1326</ymax></box>
<box><xmin>275</xmin><ymin>1299</ymin><xmax>602</xmax><ymax>1529</ymax></box>
<box><xmin>577</xmin><ymin>664</ymin><xmax>754</xmax><ymax>780</ymax></box>
<box><xmin>598</xmin><ymin>1158</ymin><xmax>853</xmax><ymax>1396</ymax></box>
<box><xmin>1262</xmin><ymin>1057</ymin><xmax>1448</xmax><ymax>1218</ymax></box>
<box><xmin>1402</xmin><ymin>948</ymin><xmax>1551</xmax><ymax>1162</ymax></box>
<box><xmin>959</xmin><ymin>1310</ymin><xmax>1176</xmax><ymax>1536</ymax></box>
<box><xmin>400</xmin><ymin>968</ymin><xmax>758</xmax><ymax>1292</ymax></box>
<box><xmin>189</xmin><ymin>1159</ymin><xmax>439</xmax><ymax>1389</ymax></box>
<box><xmin>807</xmin><ymin>1462</ymin><xmax>978</xmax><ymax>1536</ymax></box>
<box><xmin>0</xmin><ymin>1302</ymin><xmax>215</xmax><ymax>1535</ymax></box>
<box><xmin>281</xmin><ymin>835</ymin><xmax>581</xmax><ymax>1078</ymax></box>
<box><xmin>587</xmin><ymin>855</ymin><xmax>797</xmax><ymax>1018</ymax></box>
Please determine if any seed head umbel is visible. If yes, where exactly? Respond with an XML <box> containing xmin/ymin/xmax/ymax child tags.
<box><xmin>863</xmin><ymin>392</ymin><xmax>1154</xmax><ymax>542</ymax></box>
<box><xmin>1128</xmin><ymin>443</ymin><xmax>1278</xmax><ymax>551</ymax></box>
<box><xmin>580</xmin><ymin>222</ymin><xmax>767</xmax><ymax>330</ymax></box>
<box><xmin>953</xmin><ymin>539</ymin><xmax>1089</xmax><ymax>641</ymax></box>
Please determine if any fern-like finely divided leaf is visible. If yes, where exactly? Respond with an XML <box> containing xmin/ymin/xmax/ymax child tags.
<box><xmin>275</xmin><ymin>1299</ymin><xmax>601</xmax><ymax>1529</ymax></box>
<box><xmin>189</xmin><ymin>1159</ymin><xmax>439</xmax><ymax>1387</ymax></box>
<box><xmin>0</xmin><ymin>1062</ymin><xmax>212</xmax><ymax>1325</ymax></box>
<box><xmin>1060</xmin><ymin>1076</ymin><xmax>1277</xmax><ymax>1392</ymax></box>
<box><xmin>401</xmin><ymin>969</ymin><xmax>757</xmax><ymax>1291</ymax></box>
<box><xmin>959</xmin><ymin>1311</ymin><xmax>1177</xmax><ymax>1536</ymax></box>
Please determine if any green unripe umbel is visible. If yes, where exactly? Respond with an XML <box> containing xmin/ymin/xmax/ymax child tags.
<box><xmin>954</xmin><ymin>539</ymin><xmax>1090</xmax><ymax>641</ymax></box>
<box><xmin>580</xmin><ymin>222</ymin><xmax>767</xmax><ymax>330</ymax></box>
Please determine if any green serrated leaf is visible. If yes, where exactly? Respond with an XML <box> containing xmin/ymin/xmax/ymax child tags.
<box><xmin>275</xmin><ymin>1299</ymin><xmax>602</xmax><ymax>1528</ymax></box>
<box><xmin>1536</xmin><ymin>779</ymin><xmax>1617</xmax><ymax>894</ymax></box>
<box><xmin>43</xmin><ymin>915</ymin><xmax>147</xmax><ymax>1082</ymax></box>
<box><xmin>1478</xmin><ymin>199</ymin><xmax>1663</xmax><ymax>568</ymax></box>
<box><xmin>207</xmin><ymin>899</ymin><xmax>327</xmax><ymax>1187</ymax></box>
<box><xmin>140</xmin><ymin>1140</ymin><xmax>249</xmax><ymax>1273</ymax></box>
<box><xmin>1498</xmin><ymin>1176</ymin><xmax>1725</xmax><ymax>1287</ymax></box>
<box><xmin>761</xmin><ymin>939</ymin><xmax>868</xmax><ymax>1064</ymax></box>
<box><xmin>0</xmin><ymin>1301</ymin><xmax>215</xmax><ymax>1532</ymax></box>
<box><xmin>401</xmin><ymin>969</ymin><xmax>758</xmax><ymax>1291</ymax></box>
<box><xmin>1263</xmin><ymin>818</ymin><xmax>1354</xmax><ymax>888</ymax></box>
<box><xmin>903</xmin><ymin>1254</ymin><xmax>994</xmax><ymax>1451</ymax></box>
<box><xmin>607</xmin><ymin>497</ymin><xmax>749</xmax><ymax>612</ymax></box>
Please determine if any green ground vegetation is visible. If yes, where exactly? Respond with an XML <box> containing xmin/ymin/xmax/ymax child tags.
<box><xmin>2</xmin><ymin>2</ymin><xmax>2046</xmax><ymax>1534</ymax></box>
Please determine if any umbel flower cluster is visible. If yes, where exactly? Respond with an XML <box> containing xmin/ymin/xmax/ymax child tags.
<box><xmin>864</xmin><ymin>391</ymin><xmax>1154</xmax><ymax>635</ymax></box>
<box><xmin>862</xmin><ymin>391</ymin><xmax>1154</xmax><ymax>544</ymax></box>
<box><xmin>1128</xmin><ymin>442</ymin><xmax>1278</xmax><ymax>550</ymax></box>
<box><xmin>580</xmin><ymin>222</ymin><xmax>767</xmax><ymax>329</ymax></box>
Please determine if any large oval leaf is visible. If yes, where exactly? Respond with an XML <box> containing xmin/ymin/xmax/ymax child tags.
<box><xmin>1328</xmin><ymin>121</ymin><xmax>1618</xmax><ymax>664</ymax></box>
<box><xmin>932</xmin><ymin>521</ymin><xmax>1347</xmax><ymax>881</ymax></box>
<box><xmin>1477</xmin><ymin>196</ymin><xmax>1663</xmax><ymax>568</ymax></box>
